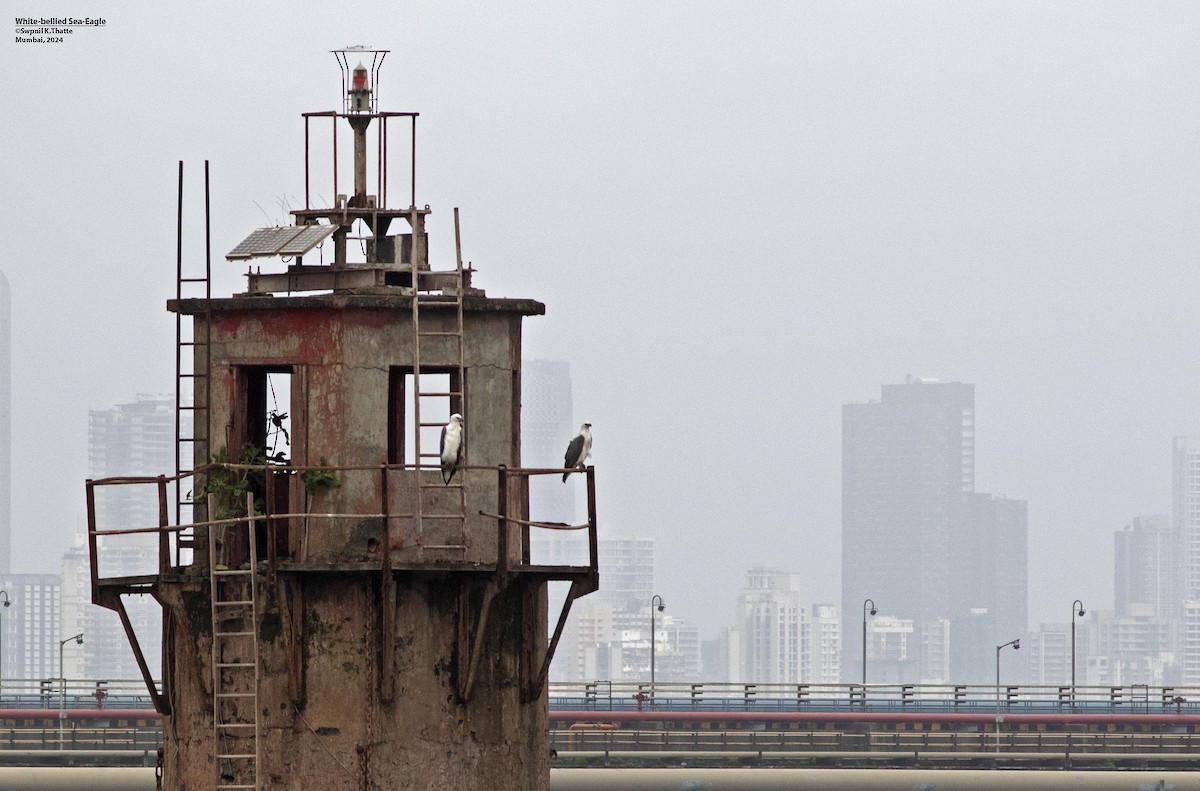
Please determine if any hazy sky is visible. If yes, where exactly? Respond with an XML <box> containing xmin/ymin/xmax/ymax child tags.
<box><xmin>4</xmin><ymin>3</ymin><xmax>1200</xmax><ymax>639</ymax></box>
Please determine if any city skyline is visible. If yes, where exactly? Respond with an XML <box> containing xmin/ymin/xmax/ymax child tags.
<box><xmin>7</xmin><ymin>369</ymin><xmax>1200</xmax><ymax>652</ymax></box>
<box><xmin>2</xmin><ymin>385</ymin><xmax>1195</xmax><ymax>686</ymax></box>
<box><xmin>5</xmin><ymin>4</ymin><xmax>1200</xmax><ymax>654</ymax></box>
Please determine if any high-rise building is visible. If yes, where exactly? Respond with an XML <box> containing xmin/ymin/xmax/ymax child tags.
<box><xmin>842</xmin><ymin>379</ymin><xmax>971</xmax><ymax>680</ymax></box>
<box><xmin>89</xmin><ymin>395</ymin><xmax>177</xmax><ymax>538</ymax></box>
<box><xmin>1115</xmin><ymin>515</ymin><xmax>1177</xmax><ymax>619</ymax></box>
<box><xmin>1173</xmin><ymin>439</ymin><xmax>1200</xmax><ymax>599</ymax></box>
<box><xmin>719</xmin><ymin>572</ymin><xmax>841</xmax><ymax>684</ymax></box>
<box><xmin>0</xmin><ymin>573</ymin><xmax>61</xmax><ymax>683</ymax></box>
<box><xmin>82</xmin><ymin>394</ymin><xmax>178</xmax><ymax>678</ymax></box>
<box><xmin>522</xmin><ymin>360</ymin><xmax>576</xmax><ymax>524</ymax></box>
<box><xmin>0</xmin><ymin>275</ymin><xmax>62</xmax><ymax>682</ymax></box>
<box><xmin>1026</xmin><ymin>622</ymin><xmax>1073</xmax><ymax>687</ymax></box>
<box><xmin>808</xmin><ymin>604</ymin><xmax>842</xmax><ymax>685</ymax></box>
<box><xmin>732</xmin><ymin>568</ymin><xmax>807</xmax><ymax>683</ymax></box>
<box><xmin>0</xmin><ymin>270</ymin><xmax>10</xmax><ymax>575</ymax></box>
<box><xmin>595</xmin><ymin>537</ymin><xmax>655</xmax><ymax>611</ymax></box>
<box><xmin>843</xmin><ymin>379</ymin><xmax>1027</xmax><ymax>682</ymax></box>
<box><xmin>1172</xmin><ymin>438</ymin><xmax>1200</xmax><ymax>683</ymax></box>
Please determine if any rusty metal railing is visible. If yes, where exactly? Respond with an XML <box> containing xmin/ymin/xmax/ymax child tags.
<box><xmin>85</xmin><ymin>463</ymin><xmax>598</xmax><ymax>597</ymax></box>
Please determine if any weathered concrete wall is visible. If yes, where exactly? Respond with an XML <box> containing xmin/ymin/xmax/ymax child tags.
<box><xmin>163</xmin><ymin>292</ymin><xmax>551</xmax><ymax>790</ymax></box>
<box><xmin>161</xmin><ymin>574</ymin><xmax>549</xmax><ymax>790</ymax></box>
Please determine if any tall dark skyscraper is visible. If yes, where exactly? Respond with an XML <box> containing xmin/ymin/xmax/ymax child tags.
<box><xmin>842</xmin><ymin>379</ymin><xmax>1027</xmax><ymax>682</ymax></box>
<box><xmin>843</xmin><ymin>380</ymin><xmax>974</xmax><ymax>625</ymax></box>
<box><xmin>0</xmin><ymin>270</ymin><xmax>10</xmax><ymax>575</ymax></box>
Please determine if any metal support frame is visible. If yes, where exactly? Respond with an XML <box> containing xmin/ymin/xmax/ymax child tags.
<box><xmin>104</xmin><ymin>594</ymin><xmax>165</xmax><ymax>715</ymax></box>
<box><xmin>525</xmin><ymin>577</ymin><xmax>591</xmax><ymax>705</ymax></box>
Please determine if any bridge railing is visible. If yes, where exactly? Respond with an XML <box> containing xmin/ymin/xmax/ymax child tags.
<box><xmin>0</xmin><ymin>678</ymin><xmax>157</xmax><ymax>710</ymax></box>
<box><xmin>551</xmin><ymin>727</ymin><xmax>1200</xmax><ymax>754</ymax></box>
<box><xmin>549</xmin><ymin>680</ymin><xmax>1199</xmax><ymax>714</ymax></box>
<box><xmin>1</xmin><ymin>678</ymin><xmax>1192</xmax><ymax>715</ymax></box>
<box><xmin>0</xmin><ymin>726</ymin><xmax>162</xmax><ymax>751</ymax></box>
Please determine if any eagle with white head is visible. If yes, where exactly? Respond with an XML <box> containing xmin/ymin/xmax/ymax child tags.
<box><xmin>440</xmin><ymin>413</ymin><xmax>464</xmax><ymax>485</ymax></box>
<box><xmin>562</xmin><ymin>423</ymin><xmax>592</xmax><ymax>482</ymax></box>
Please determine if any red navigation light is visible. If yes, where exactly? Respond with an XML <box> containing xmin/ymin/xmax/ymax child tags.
<box><xmin>349</xmin><ymin>62</ymin><xmax>371</xmax><ymax>112</ymax></box>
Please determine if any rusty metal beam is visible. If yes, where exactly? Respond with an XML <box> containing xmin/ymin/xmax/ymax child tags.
<box><xmin>85</xmin><ymin>481</ymin><xmax>99</xmax><ymax>606</ymax></box>
<box><xmin>107</xmin><ymin>593</ymin><xmax>166</xmax><ymax>714</ymax></box>
<box><xmin>585</xmin><ymin>465</ymin><xmax>599</xmax><ymax>593</ymax></box>
<box><xmin>527</xmin><ymin>578</ymin><xmax>587</xmax><ymax>704</ymax></box>
<box><xmin>456</xmin><ymin>580</ymin><xmax>497</xmax><ymax>703</ymax></box>
<box><xmin>157</xmin><ymin>477</ymin><xmax>170</xmax><ymax>576</ymax></box>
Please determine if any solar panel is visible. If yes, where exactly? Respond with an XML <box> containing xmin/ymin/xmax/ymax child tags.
<box><xmin>226</xmin><ymin>225</ymin><xmax>337</xmax><ymax>261</ymax></box>
<box><xmin>227</xmin><ymin>228</ymin><xmax>292</xmax><ymax>260</ymax></box>
<box><xmin>277</xmin><ymin>224</ymin><xmax>339</xmax><ymax>256</ymax></box>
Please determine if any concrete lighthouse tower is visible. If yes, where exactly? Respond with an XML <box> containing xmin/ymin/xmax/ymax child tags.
<box><xmin>85</xmin><ymin>48</ymin><xmax>598</xmax><ymax>790</ymax></box>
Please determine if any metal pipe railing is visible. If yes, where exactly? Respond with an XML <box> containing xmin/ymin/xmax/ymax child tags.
<box><xmin>87</xmin><ymin>463</ymin><xmax>599</xmax><ymax>585</ymax></box>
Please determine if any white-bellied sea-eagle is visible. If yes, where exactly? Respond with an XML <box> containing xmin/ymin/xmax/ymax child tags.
<box><xmin>440</xmin><ymin>413</ymin><xmax>464</xmax><ymax>485</ymax></box>
<box><xmin>562</xmin><ymin>423</ymin><xmax>592</xmax><ymax>482</ymax></box>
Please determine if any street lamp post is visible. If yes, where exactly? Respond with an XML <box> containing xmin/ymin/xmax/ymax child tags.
<box><xmin>0</xmin><ymin>591</ymin><xmax>10</xmax><ymax>699</ymax></box>
<box><xmin>650</xmin><ymin>595</ymin><xmax>664</xmax><ymax>704</ymax></box>
<box><xmin>862</xmin><ymin>599</ymin><xmax>877</xmax><ymax>688</ymax></box>
<box><xmin>58</xmin><ymin>633</ymin><xmax>83</xmax><ymax>750</ymax></box>
<box><xmin>994</xmin><ymin>637</ymin><xmax>1020</xmax><ymax>751</ymax></box>
<box><xmin>1071</xmin><ymin>599</ymin><xmax>1086</xmax><ymax>708</ymax></box>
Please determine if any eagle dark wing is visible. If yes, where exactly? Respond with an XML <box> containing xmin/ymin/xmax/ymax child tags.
<box><xmin>563</xmin><ymin>434</ymin><xmax>585</xmax><ymax>482</ymax></box>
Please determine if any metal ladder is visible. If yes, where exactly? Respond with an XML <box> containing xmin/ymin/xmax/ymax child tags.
<box><xmin>176</xmin><ymin>160</ymin><xmax>213</xmax><ymax>559</ymax></box>
<box><xmin>409</xmin><ymin>207</ymin><xmax>468</xmax><ymax>556</ymax></box>
<box><xmin>208</xmin><ymin>497</ymin><xmax>260</xmax><ymax>791</ymax></box>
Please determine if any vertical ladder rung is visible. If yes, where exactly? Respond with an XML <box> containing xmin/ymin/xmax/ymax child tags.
<box><xmin>209</xmin><ymin>504</ymin><xmax>259</xmax><ymax>791</ymax></box>
<box><xmin>410</xmin><ymin>237</ymin><xmax>469</xmax><ymax>555</ymax></box>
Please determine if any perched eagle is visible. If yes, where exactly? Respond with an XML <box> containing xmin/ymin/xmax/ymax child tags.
<box><xmin>562</xmin><ymin>423</ymin><xmax>593</xmax><ymax>482</ymax></box>
<box><xmin>440</xmin><ymin>413</ymin><xmax>464</xmax><ymax>485</ymax></box>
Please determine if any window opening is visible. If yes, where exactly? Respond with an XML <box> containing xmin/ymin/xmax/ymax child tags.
<box><xmin>387</xmin><ymin>368</ymin><xmax>460</xmax><ymax>467</ymax></box>
<box><xmin>265</xmin><ymin>372</ymin><xmax>292</xmax><ymax>463</ymax></box>
<box><xmin>230</xmin><ymin>366</ymin><xmax>295</xmax><ymax>564</ymax></box>
<box><xmin>241</xmin><ymin>367</ymin><xmax>293</xmax><ymax>465</ymax></box>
